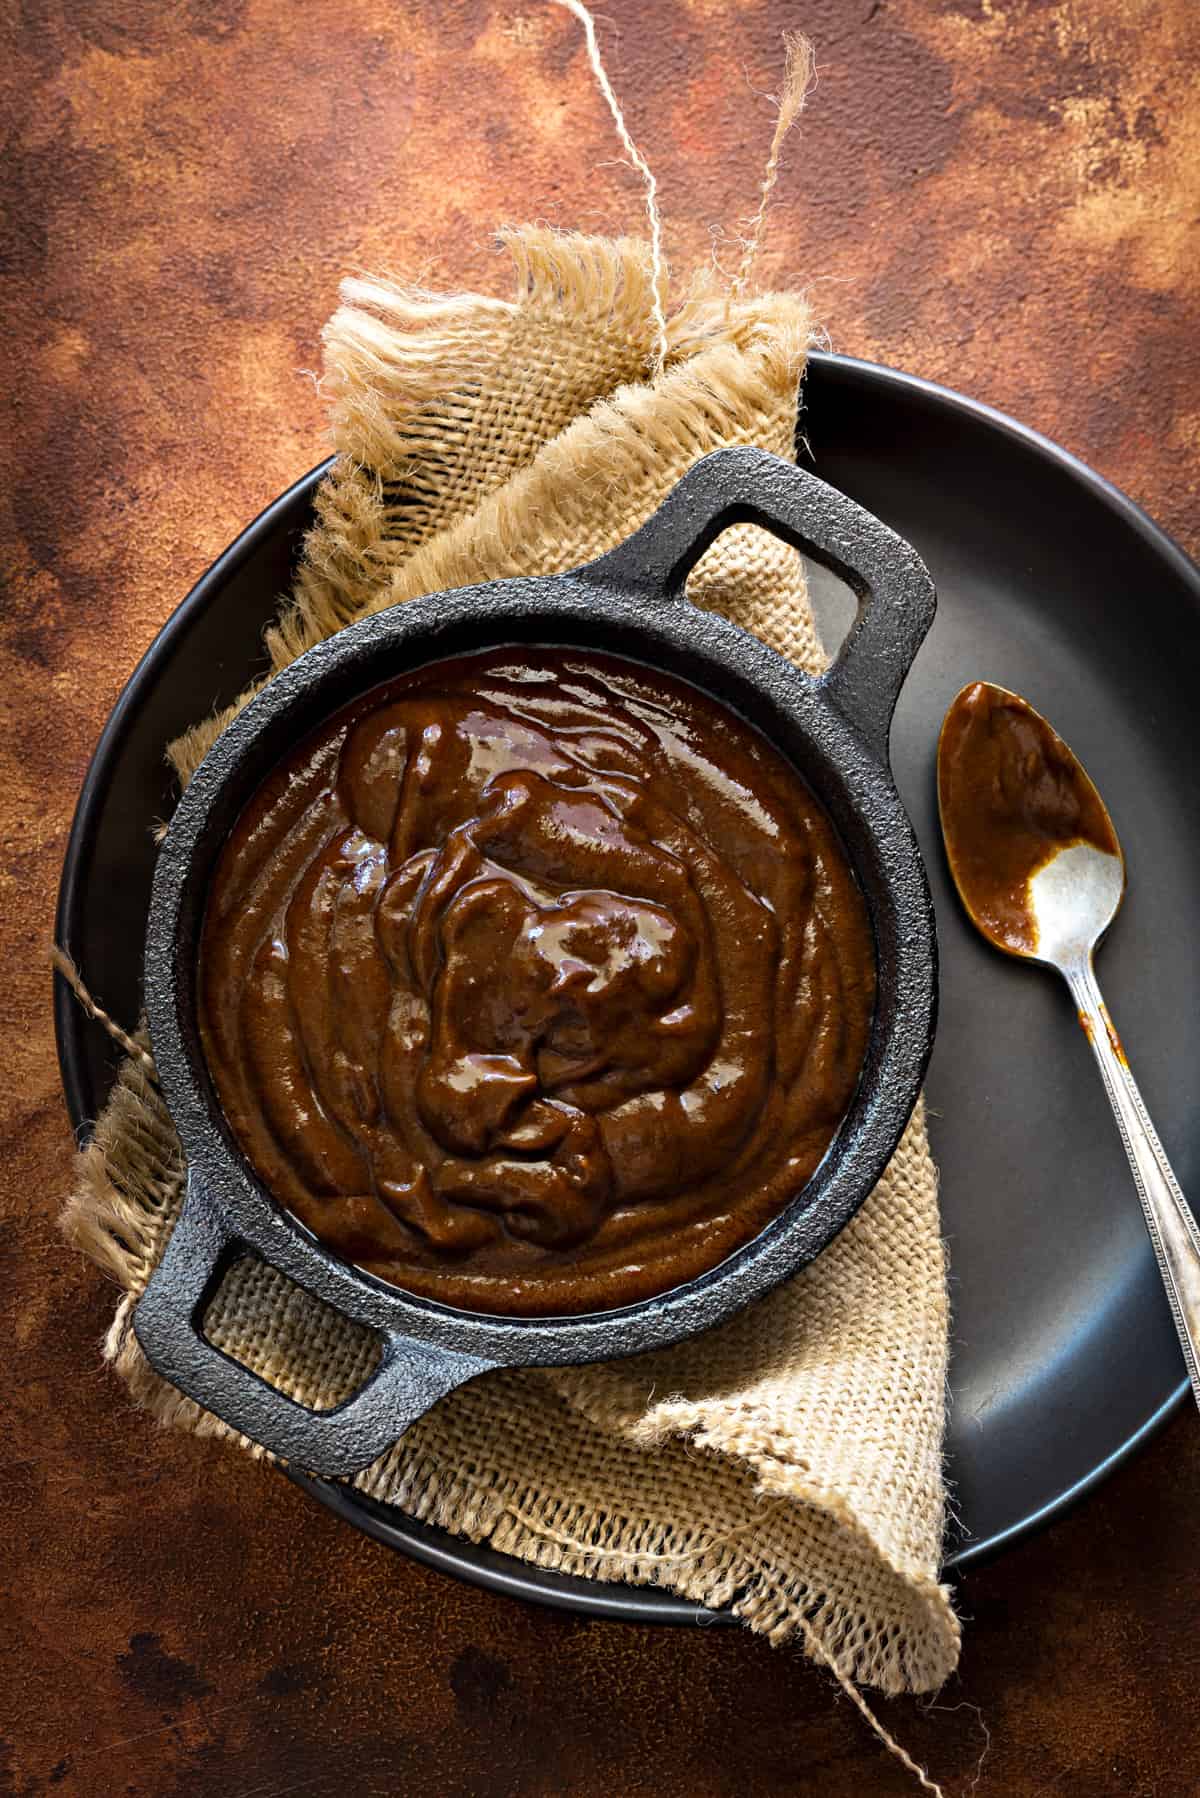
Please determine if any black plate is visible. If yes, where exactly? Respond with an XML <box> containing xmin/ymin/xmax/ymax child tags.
<box><xmin>56</xmin><ymin>353</ymin><xmax>1200</xmax><ymax>1619</ymax></box>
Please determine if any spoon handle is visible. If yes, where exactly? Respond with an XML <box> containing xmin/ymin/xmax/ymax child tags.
<box><xmin>1065</xmin><ymin>956</ymin><xmax>1200</xmax><ymax>1411</ymax></box>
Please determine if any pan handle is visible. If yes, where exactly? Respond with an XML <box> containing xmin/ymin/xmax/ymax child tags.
<box><xmin>133</xmin><ymin>1169</ymin><xmax>493</xmax><ymax>1477</ymax></box>
<box><xmin>575</xmin><ymin>445</ymin><xmax>936</xmax><ymax>762</ymax></box>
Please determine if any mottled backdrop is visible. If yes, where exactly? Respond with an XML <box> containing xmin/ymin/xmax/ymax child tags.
<box><xmin>4</xmin><ymin>1</ymin><xmax>1199</xmax><ymax>1794</ymax></box>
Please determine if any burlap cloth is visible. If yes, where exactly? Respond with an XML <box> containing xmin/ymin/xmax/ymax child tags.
<box><xmin>64</xmin><ymin>227</ymin><xmax>960</xmax><ymax>1697</ymax></box>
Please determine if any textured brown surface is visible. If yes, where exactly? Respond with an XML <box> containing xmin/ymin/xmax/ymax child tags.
<box><xmin>4</xmin><ymin>1</ymin><xmax>1200</xmax><ymax>1793</ymax></box>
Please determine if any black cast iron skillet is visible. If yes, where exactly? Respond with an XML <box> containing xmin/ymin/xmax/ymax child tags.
<box><xmin>134</xmin><ymin>444</ymin><xmax>937</xmax><ymax>1476</ymax></box>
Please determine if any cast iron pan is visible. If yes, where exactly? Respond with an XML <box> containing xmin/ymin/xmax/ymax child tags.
<box><xmin>56</xmin><ymin>355</ymin><xmax>1200</xmax><ymax>1617</ymax></box>
<box><xmin>131</xmin><ymin>445</ymin><xmax>937</xmax><ymax>1475</ymax></box>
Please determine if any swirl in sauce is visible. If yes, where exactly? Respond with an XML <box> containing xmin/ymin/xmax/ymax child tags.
<box><xmin>199</xmin><ymin>649</ymin><xmax>875</xmax><ymax>1316</ymax></box>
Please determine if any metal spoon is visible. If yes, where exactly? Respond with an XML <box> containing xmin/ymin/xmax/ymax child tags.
<box><xmin>937</xmin><ymin>680</ymin><xmax>1200</xmax><ymax>1411</ymax></box>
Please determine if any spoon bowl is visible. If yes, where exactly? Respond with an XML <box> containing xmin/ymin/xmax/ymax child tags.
<box><xmin>936</xmin><ymin>679</ymin><xmax>1125</xmax><ymax>969</ymax></box>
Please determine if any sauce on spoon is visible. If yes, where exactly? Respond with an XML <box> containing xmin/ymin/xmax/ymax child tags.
<box><xmin>937</xmin><ymin>681</ymin><xmax>1120</xmax><ymax>955</ymax></box>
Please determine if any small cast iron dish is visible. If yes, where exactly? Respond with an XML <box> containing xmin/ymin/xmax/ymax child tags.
<box><xmin>136</xmin><ymin>445</ymin><xmax>938</xmax><ymax>1476</ymax></box>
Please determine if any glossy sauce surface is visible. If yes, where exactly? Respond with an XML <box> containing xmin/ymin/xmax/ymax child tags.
<box><xmin>938</xmin><ymin>680</ymin><xmax>1121</xmax><ymax>954</ymax></box>
<box><xmin>199</xmin><ymin>649</ymin><xmax>875</xmax><ymax>1316</ymax></box>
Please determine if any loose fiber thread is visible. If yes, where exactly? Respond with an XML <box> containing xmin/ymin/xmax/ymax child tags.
<box><xmin>514</xmin><ymin>1482</ymin><xmax>951</xmax><ymax>1796</ymax></box>
<box><xmin>51</xmin><ymin>946</ymin><xmax>157</xmax><ymax>1080</ymax></box>
<box><xmin>554</xmin><ymin>7</ymin><xmax>813</xmax><ymax>341</ymax></box>
<box><xmin>497</xmin><ymin>1498</ymin><xmax>760</xmax><ymax>1568</ymax></box>
<box><xmin>501</xmin><ymin>1493</ymin><xmax>947</xmax><ymax>1793</ymax></box>
<box><xmin>797</xmin><ymin>1614</ymin><xmax>946</xmax><ymax>1798</ymax></box>
<box><xmin>731</xmin><ymin>31</ymin><xmax>815</xmax><ymax>298</ymax></box>
<box><xmin>553</xmin><ymin>0</ymin><xmax>670</xmax><ymax>374</ymax></box>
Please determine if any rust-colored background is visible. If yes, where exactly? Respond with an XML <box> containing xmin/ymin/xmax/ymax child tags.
<box><xmin>5</xmin><ymin>2</ymin><xmax>1200</xmax><ymax>1793</ymax></box>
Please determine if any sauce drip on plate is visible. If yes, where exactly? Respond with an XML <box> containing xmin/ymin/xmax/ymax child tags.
<box><xmin>938</xmin><ymin>680</ymin><xmax>1120</xmax><ymax>955</ymax></box>
<box><xmin>199</xmin><ymin>648</ymin><xmax>875</xmax><ymax>1316</ymax></box>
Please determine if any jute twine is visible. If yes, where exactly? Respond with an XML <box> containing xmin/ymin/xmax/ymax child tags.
<box><xmin>58</xmin><ymin>14</ymin><xmax>963</xmax><ymax>1788</ymax></box>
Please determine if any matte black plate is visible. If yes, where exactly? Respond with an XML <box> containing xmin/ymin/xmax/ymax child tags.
<box><xmin>56</xmin><ymin>353</ymin><xmax>1199</xmax><ymax>1618</ymax></box>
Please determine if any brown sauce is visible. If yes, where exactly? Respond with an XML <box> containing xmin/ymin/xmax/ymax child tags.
<box><xmin>937</xmin><ymin>681</ymin><xmax>1120</xmax><ymax>955</ymax></box>
<box><xmin>199</xmin><ymin>648</ymin><xmax>875</xmax><ymax>1316</ymax></box>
